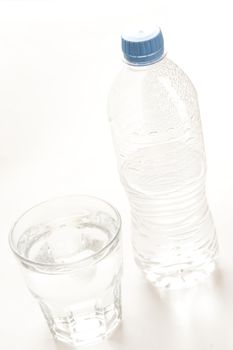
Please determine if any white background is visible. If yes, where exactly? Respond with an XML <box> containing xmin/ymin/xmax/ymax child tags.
<box><xmin>1</xmin><ymin>0</ymin><xmax>233</xmax><ymax>349</ymax></box>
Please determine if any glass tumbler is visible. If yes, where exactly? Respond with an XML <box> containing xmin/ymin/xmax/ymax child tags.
<box><xmin>9</xmin><ymin>195</ymin><xmax>122</xmax><ymax>346</ymax></box>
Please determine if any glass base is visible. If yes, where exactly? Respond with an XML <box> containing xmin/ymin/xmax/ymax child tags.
<box><xmin>39</xmin><ymin>282</ymin><xmax>121</xmax><ymax>346</ymax></box>
<box><xmin>52</xmin><ymin>307</ymin><xmax>121</xmax><ymax>346</ymax></box>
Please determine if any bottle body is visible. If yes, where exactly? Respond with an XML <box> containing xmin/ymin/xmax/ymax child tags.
<box><xmin>108</xmin><ymin>57</ymin><xmax>218</xmax><ymax>289</ymax></box>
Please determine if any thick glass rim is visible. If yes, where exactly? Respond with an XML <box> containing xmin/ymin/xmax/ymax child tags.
<box><xmin>9</xmin><ymin>194</ymin><xmax>121</xmax><ymax>269</ymax></box>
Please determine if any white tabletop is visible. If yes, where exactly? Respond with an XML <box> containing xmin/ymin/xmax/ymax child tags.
<box><xmin>1</xmin><ymin>2</ymin><xmax>233</xmax><ymax>349</ymax></box>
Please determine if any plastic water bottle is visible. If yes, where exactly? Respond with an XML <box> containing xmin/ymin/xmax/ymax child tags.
<box><xmin>108</xmin><ymin>27</ymin><xmax>218</xmax><ymax>289</ymax></box>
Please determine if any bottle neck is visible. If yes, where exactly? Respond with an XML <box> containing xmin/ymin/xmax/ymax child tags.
<box><xmin>123</xmin><ymin>53</ymin><xmax>167</xmax><ymax>71</ymax></box>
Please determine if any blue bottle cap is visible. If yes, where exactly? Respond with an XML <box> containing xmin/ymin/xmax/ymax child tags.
<box><xmin>121</xmin><ymin>27</ymin><xmax>164</xmax><ymax>66</ymax></box>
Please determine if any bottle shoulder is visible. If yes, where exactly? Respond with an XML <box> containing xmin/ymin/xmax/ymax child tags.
<box><xmin>108</xmin><ymin>57</ymin><xmax>204</xmax><ymax>164</ymax></box>
<box><xmin>109</xmin><ymin>57</ymin><xmax>197</xmax><ymax>99</ymax></box>
<box><xmin>108</xmin><ymin>57</ymin><xmax>198</xmax><ymax>121</ymax></box>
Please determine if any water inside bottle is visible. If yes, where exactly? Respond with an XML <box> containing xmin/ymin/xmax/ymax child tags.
<box><xmin>121</xmin><ymin>141</ymin><xmax>217</xmax><ymax>289</ymax></box>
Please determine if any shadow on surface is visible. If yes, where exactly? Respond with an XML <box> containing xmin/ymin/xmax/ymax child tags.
<box><xmin>54</xmin><ymin>261</ymin><xmax>233</xmax><ymax>350</ymax></box>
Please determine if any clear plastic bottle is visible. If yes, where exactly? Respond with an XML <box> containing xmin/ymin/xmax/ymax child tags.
<box><xmin>108</xmin><ymin>27</ymin><xmax>218</xmax><ymax>289</ymax></box>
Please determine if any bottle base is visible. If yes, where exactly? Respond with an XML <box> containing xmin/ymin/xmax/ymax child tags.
<box><xmin>136</xmin><ymin>257</ymin><xmax>217</xmax><ymax>289</ymax></box>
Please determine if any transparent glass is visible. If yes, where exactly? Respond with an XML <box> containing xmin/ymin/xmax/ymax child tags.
<box><xmin>108</xmin><ymin>56</ymin><xmax>218</xmax><ymax>289</ymax></box>
<box><xmin>9</xmin><ymin>195</ymin><xmax>122</xmax><ymax>346</ymax></box>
